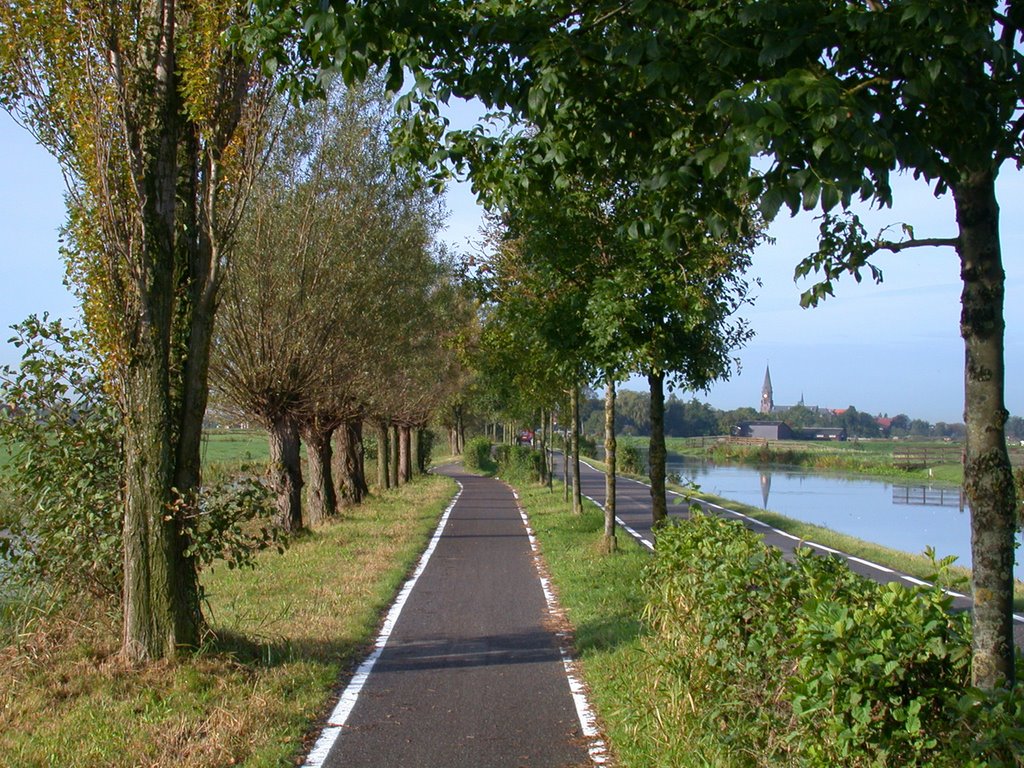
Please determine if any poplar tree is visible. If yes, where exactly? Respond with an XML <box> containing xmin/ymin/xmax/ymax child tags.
<box><xmin>1</xmin><ymin>1</ymin><xmax>271</xmax><ymax>660</ymax></box>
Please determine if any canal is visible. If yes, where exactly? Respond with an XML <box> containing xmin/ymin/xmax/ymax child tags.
<box><xmin>662</xmin><ymin>455</ymin><xmax>1024</xmax><ymax>582</ymax></box>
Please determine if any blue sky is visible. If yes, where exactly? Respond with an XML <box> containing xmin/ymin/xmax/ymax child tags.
<box><xmin>3</xmin><ymin>109</ymin><xmax>1022</xmax><ymax>424</ymax></box>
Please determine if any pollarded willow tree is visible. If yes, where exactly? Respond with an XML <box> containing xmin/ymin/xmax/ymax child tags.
<box><xmin>213</xmin><ymin>75</ymin><xmax>460</xmax><ymax>523</ymax></box>
<box><xmin>0</xmin><ymin>1</ymin><xmax>273</xmax><ymax>660</ymax></box>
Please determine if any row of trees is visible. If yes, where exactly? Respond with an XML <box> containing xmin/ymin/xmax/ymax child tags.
<box><xmin>3</xmin><ymin>0</ymin><xmax>1019</xmax><ymax>691</ymax></box>
<box><xmin>211</xmin><ymin>77</ymin><xmax>468</xmax><ymax>532</ymax></box>
<box><xmin>255</xmin><ymin>0</ymin><xmax>1021</xmax><ymax>688</ymax></box>
<box><xmin>0</xmin><ymin>4</ymin><xmax>470</xmax><ymax>664</ymax></box>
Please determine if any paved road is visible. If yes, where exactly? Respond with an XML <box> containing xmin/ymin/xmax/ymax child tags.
<box><xmin>557</xmin><ymin>453</ymin><xmax>1024</xmax><ymax>648</ymax></box>
<box><xmin>304</xmin><ymin>464</ymin><xmax>598</xmax><ymax>768</ymax></box>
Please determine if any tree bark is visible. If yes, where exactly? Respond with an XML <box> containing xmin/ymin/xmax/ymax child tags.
<box><xmin>411</xmin><ymin>427</ymin><xmax>421</xmax><ymax>475</ymax></box>
<box><xmin>268</xmin><ymin>414</ymin><xmax>303</xmax><ymax>532</ymax></box>
<box><xmin>121</xmin><ymin>3</ymin><xmax>201</xmax><ymax>661</ymax></box>
<box><xmin>398</xmin><ymin>425</ymin><xmax>412</xmax><ymax>483</ymax></box>
<box><xmin>603</xmin><ymin>378</ymin><xmax>618</xmax><ymax>553</ymax></box>
<box><xmin>335</xmin><ymin>419</ymin><xmax>368</xmax><ymax>505</ymax></box>
<box><xmin>389</xmin><ymin>423</ymin><xmax>400</xmax><ymax>487</ymax></box>
<box><xmin>375</xmin><ymin>419</ymin><xmax>390</xmax><ymax>490</ymax></box>
<box><xmin>538</xmin><ymin>408</ymin><xmax>548</xmax><ymax>485</ymax></box>
<box><xmin>303</xmin><ymin>421</ymin><xmax>337</xmax><ymax>526</ymax></box>
<box><xmin>571</xmin><ymin>385</ymin><xmax>582</xmax><ymax>515</ymax></box>
<box><xmin>546</xmin><ymin>410</ymin><xmax>554</xmax><ymax>491</ymax></box>
<box><xmin>562</xmin><ymin>411</ymin><xmax>570</xmax><ymax>503</ymax></box>
<box><xmin>954</xmin><ymin>168</ymin><xmax>1017</xmax><ymax>688</ymax></box>
<box><xmin>648</xmin><ymin>371</ymin><xmax>667</xmax><ymax>528</ymax></box>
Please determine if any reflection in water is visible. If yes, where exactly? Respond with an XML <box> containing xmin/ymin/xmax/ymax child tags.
<box><xmin>892</xmin><ymin>484</ymin><xmax>966</xmax><ymax>510</ymax></box>
<box><xmin>759</xmin><ymin>471</ymin><xmax>771</xmax><ymax>510</ymax></box>
<box><xmin>663</xmin><ymin>453</ymin><xmax>1023</xmax><ymax>581</ymax></box>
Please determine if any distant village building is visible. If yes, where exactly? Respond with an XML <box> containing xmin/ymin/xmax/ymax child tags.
<box><xmin>759</xmin><ymin>365</ymin><xmax>825</xmax><ymax>416</ymax></box>
<box><xmin>740</xmin><ymin>365</ymin><xmax>847</xmax><ymax>441</ymax></box>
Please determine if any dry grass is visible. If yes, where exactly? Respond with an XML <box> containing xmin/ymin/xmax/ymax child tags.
<box><xmin>0</xmin><ymin>475</ymin><xmax>455</xmax><ymax>767</ymax></box>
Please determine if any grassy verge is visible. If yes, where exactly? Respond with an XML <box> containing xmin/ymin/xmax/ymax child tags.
<box><xmin>513</xmin><ymin>475</ymin><xmax>1023</xmax><ymax>766</ymax></box>
<box><xmin>0</xmin><ymin>474</ymin><xmax>455</xmax><ymax>767</ymax></box>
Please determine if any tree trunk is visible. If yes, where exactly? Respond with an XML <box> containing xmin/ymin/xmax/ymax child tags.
<box><xmin>562</xmin><ymin>412</ymin><xmax>570</xmax><ymax>503</ymax></box>
<box><xmin>375</xmin><ymin>419</ymin><xmax>390</xmax><ymax>490</ymax></box>
<box><xmin>648</xmin><ymin>371</ymin><xmax>667</xmax><ymax>528</ymax></box>
<box><xmin>303</xmin><ymin>421</ymin><xmax>337</xmax><ymax>526</ymax></box>
<box><xmin>411</xmin><ymin>427</ymin><xmax>421</xmax><ymax>475</ymax></box>
<box><xmin>571</xmin><ymin>385</ymin><xmax>582</xmax><ymax>515</ymax></box>
<box><xmin>546</xmin><ymin>410</ymin><xmax>554</xmax><ymax>491</ymax></box>
<box><xmin>121</xmin><ymin>351</ymin><xmax>200</xmax><ymax>662</ymax></box>
<box><xmin>389</xmin><ymin>424</ymin><xmax>400</xmax><ymax>487</ymax></box>
<box><xmin>398</xmin><ymin>425</ymin><xmax>412</xmax><ymax>484</ymax></box>
<box><xmin>268</xmin><ymin>414</ymin><xmax>303</xmax><ymax>532</ymax></box>
<box><xmin>538</xmin><ymin>408</ymin><xmax>548</xmax><ymax>485</ymax></box>
<box><xmin>603</xmin><ymin>378</ymin><xmax>618</xmax><ymax>553</ymax></box>
<box><xmin>335</xmin><ymin>419</ymin><xmax>368</xmax><ymax>505</ymax></box>
<box><xmin>121</xmin><ymin>5</ymin><xmax>201</xmax><ymax>661</ymax></box>
<box><xmin>954</xmin><ymin>168</ymin><xmax>1017</xmax><ymax>688</ymax></box>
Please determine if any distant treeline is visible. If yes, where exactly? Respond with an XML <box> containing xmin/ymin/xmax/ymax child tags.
<box><xmin>578</xmin><ymin>390</ymin><xmax>1024</xmax><ymax>441</ymax></box>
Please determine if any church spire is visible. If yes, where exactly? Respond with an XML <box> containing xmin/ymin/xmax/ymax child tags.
<box><xmin>760</xmin><ymin>364</ymin><xmax>774</xmax><ymax>414</ymax></box>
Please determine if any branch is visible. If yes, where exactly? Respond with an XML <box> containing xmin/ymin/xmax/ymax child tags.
<box><xmin>872</xmin><ymin>236</ymin><xmax>958</xmax><ymax>254</ymax></box>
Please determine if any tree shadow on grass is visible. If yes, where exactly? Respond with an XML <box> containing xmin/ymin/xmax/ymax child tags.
<box><xmin>202</xmin><ymin>626</ymin><xmax>367</xmax><ymax>670</ymax></box>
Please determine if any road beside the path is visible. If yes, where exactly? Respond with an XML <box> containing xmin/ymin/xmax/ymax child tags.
<box><xmin>305</xmin><ymin>464</ymin><xmax>598</xmax><ymax>768</ymax></box>
<box><xmin>557</xmin><ymin>453</ymin><xmax>1024</xmax><ymax>648</ymax></box>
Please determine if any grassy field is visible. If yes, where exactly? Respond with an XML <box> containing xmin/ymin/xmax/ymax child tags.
<box><xmin>200</xmin><ymin>429</ymin><xmax>273</xmax><ymax>467</ymax></box>
<box><xmin>0</xmin><ymin>473</ymin><xmax>456</xmax><ymax>767</ymax></box>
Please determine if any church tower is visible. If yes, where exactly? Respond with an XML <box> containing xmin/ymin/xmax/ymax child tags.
<box><xmin>760</xmin><ymin>365</ymin><xmax>774</xmax><ymax>414</ymax></box>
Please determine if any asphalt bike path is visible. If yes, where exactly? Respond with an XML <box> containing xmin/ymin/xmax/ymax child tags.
<box><xmin>556</xmin><ymin>453</ymin><xmax>1024</xmax><ymax>648</ymax></box>
<box><xmin>303</xmin><ymin>463</ymin><xmax>603</xmax><ymax>768</ymax></box>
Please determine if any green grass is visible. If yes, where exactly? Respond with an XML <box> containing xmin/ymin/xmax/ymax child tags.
<box><xmin>0</xmin><ymin>474</ymin><xmax>456</xmax><ymax>767</ymax></box>
<box><xmin>200</xmin><ymin>429</ymin><xmax>272</xmax><ymax>468</ymax></box>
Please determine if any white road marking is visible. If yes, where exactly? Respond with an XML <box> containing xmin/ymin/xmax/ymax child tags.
<box><xmin>302</xmin><ymin>482</ymin><xmax>464</xmax><ymax>768</ymax></box>
<box><xmin>515</xmin><ymin>494</ymin><xmax>610</xmax><ymax>765</ymax></box>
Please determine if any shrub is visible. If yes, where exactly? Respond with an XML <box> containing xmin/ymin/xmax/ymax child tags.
<box><xmin>0</xmin><ymin>316</ymin><xmax>122</xmax><ymax>599</ymax></box>
<box><xmin>495</xmin><ymin>444</ymin><xmax>543</xmax><ymax>483</ymax></box>
<box><xmin>638</xmin><ymin>513</ymin><xmax>1017</xmax><ymax>766</ymax></box>
<box><xmin>0</xmin><ymin>315</ymin><xmax>283</xmax><ymax>609</ymax></box>
<box><xmin>462</xmin><ymin>436</ymin><xmax>493</xmax><ymax>472</ymax></box>
<box><xmin>618</xmin><ymin>443</ymin><xmax>644</xmax><ymax>474</ymax></box>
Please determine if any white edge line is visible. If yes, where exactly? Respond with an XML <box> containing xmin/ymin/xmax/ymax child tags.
<box><xmin>302</xmin><ymin>481</ymin><xmax>464</xmax><ymax>768</ymax></box>
<box><xmin>514</xmin><ymin>494</ymin><xmax>610</xmax><ymax>765</ymax></box>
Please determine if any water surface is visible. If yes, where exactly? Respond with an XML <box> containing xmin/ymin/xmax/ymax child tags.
<box><xmin>663</xmin><ymin>455</ymin><xmax>1023</xmax><ymax>582</ymax></box>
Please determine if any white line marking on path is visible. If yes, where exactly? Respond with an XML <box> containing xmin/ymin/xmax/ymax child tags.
<box><xmin>515</xmin><ymin>494</ymin><xmax>610</xmax><ymax>766</ymax></box>
<box><xmin>575</xmin><ymin>459</ymin><xmax>1024</xmax><ymax>625</ymax></box>
<box><xmin>302</xmin><ymin>482</ymin><xmax>464</xmax><ymax>768</ymax></box>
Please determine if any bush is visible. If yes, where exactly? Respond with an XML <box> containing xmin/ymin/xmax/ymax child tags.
<box><xmin>0</xmin><ymin>316</ymin><xmax>122</xmax><ymax>599</ymax></box>
<box><xmin>495</xmin><ymin>444</ymin><xmax>543</xmax><ymax>483</ymax></box>
<box><xmin>618</xmin><ymin>443</ymin><xmax>644</xmax><ymax>474</ymax></box>
<box><xmin>0</xmin><ymin>315</ymin><xmax>283</xmax><ymax>609</ymax></box>
<box><xmin>462</xmin><ymin>436</ymin><xmax>493</xmax><ymax>472</ymax></box>
<box><xmin>637</xmin><ymin>513</ymin><xmax>1018</xmax><ymax>766</ymax></box>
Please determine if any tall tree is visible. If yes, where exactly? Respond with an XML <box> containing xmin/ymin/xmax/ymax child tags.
<box><xmin>1</xmin><ymin>0</ymin><xmax>271</xmax><ymax>660</ymax></box>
